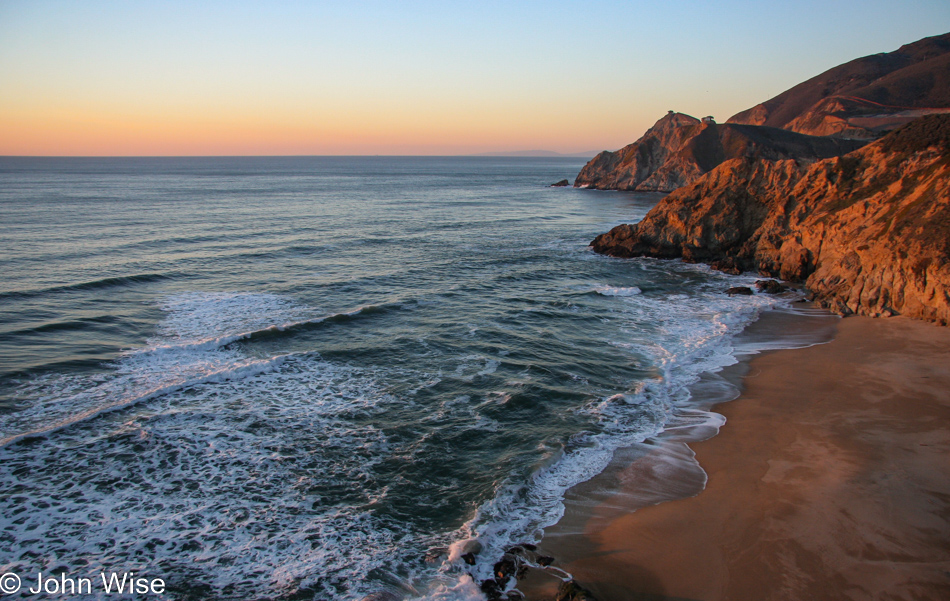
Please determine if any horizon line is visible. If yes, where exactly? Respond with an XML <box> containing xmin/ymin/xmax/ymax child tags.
<box><xmin>0</xmin><ymin>153</ymin><xmax>601</xmax><ymax>159</ymax></box>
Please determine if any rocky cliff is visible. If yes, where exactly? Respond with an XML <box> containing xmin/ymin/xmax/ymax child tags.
<box><xmin>728</xmin><ymin>32</ymin><xmax>950</xmax><ymax>138</ymax></box>
<box><xmin>574</xmin><ymin>112</ymin><xmax>864</xmax><ymax>192</ymax></box>
<box><xmin>591</xmin><ymin>115</ymin><xmax>950</xmax><ymax>324</ymax></box>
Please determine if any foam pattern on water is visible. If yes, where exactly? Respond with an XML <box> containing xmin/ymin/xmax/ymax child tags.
<box><xmin>0</xmin><ymin>293</ymin><xmax>429</xmax><ymax>599</ymax></box>
<box><xmin>427</xmin><ymin>265</ymin><xmax>789</xmax><ymax>595</ymax></box>
<box><xmin>1</xmin><ymin>356</ymin><xmax>421</xmax><ymax>600</ymax></box>
<box><xmin>3</xmin><ymin>157</ymin><xmax>835</xmax><ymax>601</ymax></box>
<box><xmin>593</xmin><ymin>284</ymin><xmax>641</xmax><ymax>297</ymax></box>
<box><xmin>1</xmin><ymin>293</ymin><xmax>323</xmax><ymax>446</ymax></box>
<box><xmin>2</xmin><ymin>274</ymin><xmax>797</xmax><ymax>601</ymax></box>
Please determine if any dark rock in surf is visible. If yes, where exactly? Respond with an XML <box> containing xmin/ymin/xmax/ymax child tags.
<box><xmin>459</xmin><ymin>538</ymin><xmax>482</xmax><ymax>565</ymax></box>
<box><xmin>493</xmin><ymin>554</ymin><xmax>518</xmax><ymax>586</ymax></box>
<box><xmin>755</xmin><ymin>279</ymin><xmax>788</xmax><ymax>293</ymax></box>
<box><xmin>726</xmin><ymin>287</ymin><xmax>754</xmax><ymax>296</ymax></box>
<box><xmin>480</xmin><ymin>578</ymin><xmax>503</xmax><ymax>600</ymax></box>
<box><xmin>551</xmin><ymin>179</ymin><xmax>571</xmax><ymax>187</ymax></box>
<box><xmin>710</xmin><ymin>257</ymin><xmax>743</xmax><ymax>274</ymax></box>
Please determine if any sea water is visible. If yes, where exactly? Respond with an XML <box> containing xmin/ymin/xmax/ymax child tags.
<box><xmin>0</xmin><ymin>157</ymin><xmax>803</xmax><ymax>600</ymax></box>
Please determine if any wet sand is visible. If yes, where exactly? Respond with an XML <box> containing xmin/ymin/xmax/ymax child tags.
<box><xmin>522</xmin><ymin>316</ymin><xmax>950</xmax><ymax>600</ymax></box>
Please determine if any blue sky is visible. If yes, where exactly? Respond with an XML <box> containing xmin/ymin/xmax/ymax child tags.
<box><xmin>1</xmin><ymin>0</ymin><xmax>948</xmax><ymax>154</ymax></box>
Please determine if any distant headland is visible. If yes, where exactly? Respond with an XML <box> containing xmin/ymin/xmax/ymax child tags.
<box><xmin>583</xmin><ymin>32</ymin><xmax>950</xmax><ymax>325</ymax></box>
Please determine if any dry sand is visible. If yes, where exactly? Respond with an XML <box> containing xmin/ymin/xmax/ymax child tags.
<box><xmin>522</xmin><ymin>316</ymin><xmax>950</xmax><ymax>601</ymax></box>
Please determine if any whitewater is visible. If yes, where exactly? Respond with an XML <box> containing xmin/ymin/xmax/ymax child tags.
<box><xmin>1</xmin><ymin>156</ymin><xmax>805</xmax><ymax>600</ymax></box>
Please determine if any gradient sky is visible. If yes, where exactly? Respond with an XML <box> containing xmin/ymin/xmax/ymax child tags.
<box><xmin>2</xmin><ymin>0</ymin><xmax>949</xmax><ymax>156</ymax></box>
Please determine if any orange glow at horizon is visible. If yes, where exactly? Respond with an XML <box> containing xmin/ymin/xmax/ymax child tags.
<box><xmin>0</xmin><ymin>98</ymin><xmax>658</xmax><ymax>156</ymax></box>
<box><xmin>3</xmin><ymin>1</ymin><xmax>948</xmax><ymax>157</ymax></box>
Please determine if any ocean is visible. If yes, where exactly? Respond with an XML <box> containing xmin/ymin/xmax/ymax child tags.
<box><xmin>0</xmin><ymin>156</ymin><xmax>817</xmax><ymax>600</ymax></box>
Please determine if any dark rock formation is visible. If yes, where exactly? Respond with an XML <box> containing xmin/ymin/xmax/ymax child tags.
<box><xmin>480</xmin><ymin>578</ymin><xmax>503</xmax><ymax>600</ymax></box>
<box><xmin>554</xmin><ymin>580</ymin><xmax>598</xmax><ymax>601</ymax></box>
<box><xmin>591</xmin><ymin>115</ymin><xmax>950</xmax><ymax>324</ymax></box>
<box><xmin>756</xmin><ymin>279</ymin><xmax>789</xmax><ymax>294</ymax></box>
<box><xmin>574</xmin><ymin>112</ymin><xmax>863</xmax><ymax>192</ymax></box>
<box><xmin>728</xmin><ymin>32</ymin><xmax>950</xmax><ymax>138</ymax></box>
<box><xmin>493</xmin><ymin>554</ymin><xmax>518</xmax><ymax>586</ymax></box>
<box><xmin>726</xmin><ymin>286</ymin><xmax>754</xmax><ymax>296</ymax></box>
<box><xmin>551</xmin><ymin>179</ymin><xmax>570</xmax><ymax>187</ymax></box>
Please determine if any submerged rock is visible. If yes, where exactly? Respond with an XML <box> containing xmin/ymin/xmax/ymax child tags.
<box><xmin>493</xmin><ymin>554</ymin><xmax>518</xmax><ymax>585</ymax></box>
<box><xmin>726</xmin><ymin>286</ymin><xmax>754</xmax><ymax>296</ymax></box>
<box><xmin>480</xmin><ymin>578</ymin><xmax>503</xmax><ymax>600</ymax></box>
<box><xmin>756</xmin><ymin>279</ymin><xmax>789</xmax><ymax>294</ymax></box>
<box><xmin>710</xmin><ymin>257</ymin><xmax>742</xmax><ymax>274</ymax></box>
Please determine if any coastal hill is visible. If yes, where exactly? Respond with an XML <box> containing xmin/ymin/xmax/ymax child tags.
<box><xmin>727</xmin><ymin>32</ymin><xmax>950</xmax><ymax>138</ymax></box>
<box><xmin>573</xmin><ymin>32</ymin><xmax>950</xmax><ymax>194</ymax></box>
<box><xmin>590</xmin><ymin>114</ymin><xmax>950</xmax><ymax>324</ymax></box>
<box><xmin>574</xmin><ymin>112</ymin><xmax>864</xmax><ymax>191</ymax></box>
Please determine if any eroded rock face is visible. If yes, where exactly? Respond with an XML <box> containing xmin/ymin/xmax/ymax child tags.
<box><xmin>591</xmin><ymin>115</ymin><xmax>950</xmax><ymax>324</ymax></box>
<box><xmin>574</xmin><ymin>112</ymin><xmax>703</xmax><ymax>191</ymax></box>
<box><xmin>574</xmin><ymin>112</ymin><xmax>863</xmax><ymax>192</ymax></box>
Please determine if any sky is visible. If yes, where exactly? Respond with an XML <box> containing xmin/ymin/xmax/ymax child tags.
<box><xmin>1</xmin><ymin>0</ymin><xmax>949</xmax><ymax>156</ymax></box>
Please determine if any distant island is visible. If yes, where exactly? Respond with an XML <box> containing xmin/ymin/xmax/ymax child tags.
<box><xmin>471</xmin><ymin>150</ymin><xmax>600</xmax><ymax>158</ymax></box>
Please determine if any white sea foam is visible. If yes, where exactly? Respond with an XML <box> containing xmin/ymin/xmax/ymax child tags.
<box><xmin>1</xmin><ymin>291</ymin><xmax>412</xmax><ymax>599</ymax></box>
<box><xmin>0</xmin><ymin>293</ymin><xmax>386</xmax><ymax>448</ymax></box>
<box><xmin>594</xmin><ymin>284</ymin><xmax>641</xmax><ymax>296</ymax></box>
<box><xmin>429</xmin><ymin>265</ymin><xmax>801</xmax><ymax>597</ymax></box>
<box><xmin>2</xmin><ymin>272</ymin><xmax>819</xmax><ymax>601</ymax></box>
<box><xmin>0</xmin><ymin>355</ymin><xmax>410</xmax><ymax>601</ymax></box>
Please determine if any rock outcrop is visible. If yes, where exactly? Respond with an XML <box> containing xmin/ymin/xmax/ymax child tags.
<box><xmin>574</xmin><ymin>112</ymin><xmax>864</xmax><ymax>192</ymax></box>
<box><xmin>728</xmin><ymin>32</ymin><xmax>950</xmax><ymax>138</ymax></box>
<box><xmin>591</xmin><ymin>115</ymin><xmax>950</xmax><ymax>324</ymax></box>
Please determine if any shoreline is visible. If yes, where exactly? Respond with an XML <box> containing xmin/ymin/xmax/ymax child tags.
<box><xmin>520</xmin><ymin>314</ymin><xmax>950</xmax><ymax>600</ymax></box>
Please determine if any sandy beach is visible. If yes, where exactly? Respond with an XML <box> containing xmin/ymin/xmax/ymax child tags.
<box><xmin>522</xmin><ymin>315</ymin><xmax>950</xmax><ymax>601</ymax></box>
